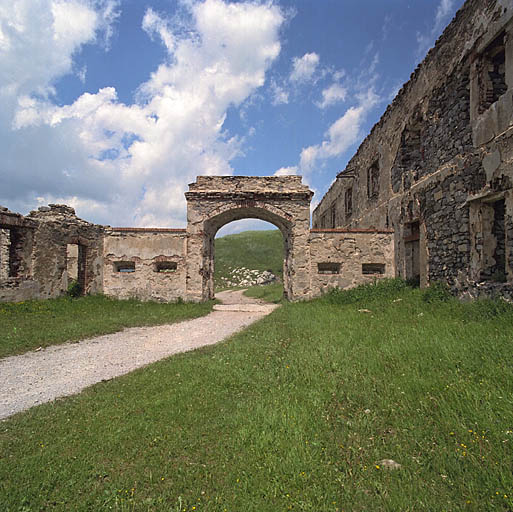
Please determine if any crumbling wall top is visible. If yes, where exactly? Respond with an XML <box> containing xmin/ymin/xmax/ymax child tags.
<box><xmin>186</xmin><ymin>176</ymin><xmax>313</xmax><ymax>200</ymax></box>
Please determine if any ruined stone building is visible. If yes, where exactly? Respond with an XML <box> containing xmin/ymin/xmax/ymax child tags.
<box><xmin>1</xmin><ymin>0</ymin><xmax>511</xmax><ymax>303</ymax></box>
<box><xmin>313</xmin><ymin>0</ymin><xmax>513</xmax><ymax>299</ymax></box>
<box><xmin>0</xmin><ymin>177</ymin><xmax>394</xmax><ymax>303</ymax></box>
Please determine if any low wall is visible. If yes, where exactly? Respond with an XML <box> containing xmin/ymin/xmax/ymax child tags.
<box><xmin>309</xmin><ymin>229</ymin><xmax>395</xmax><ymax>297</ymax></box>
<box><xmin>103</xmin><ymin>228</ymin><xmax>187</xmax><ymax>302</ymax></box>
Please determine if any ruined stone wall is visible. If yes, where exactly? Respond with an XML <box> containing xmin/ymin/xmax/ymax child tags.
<box><xmin>309</xmin><ymin>229</ymin><xmax>395</xmax><ymax>297</ymax></box>
<box><xmin>103</xmin><ymin>228</ymin><xmax>187</xmax><ymax>302</ymax></box>
<box><xmin>313</xmin><ymin>0</ymin><xmax>513</xmax><ymax>297</ymax></box>
<box><xmin>26</xmin><ymin>205</ymin><xmax>105</xmax><ymax>299</ymax></box>
<box><xmin>0</xmin><ymin>204</ymin><xmax>104</xmax><ymax>302</ymax></box>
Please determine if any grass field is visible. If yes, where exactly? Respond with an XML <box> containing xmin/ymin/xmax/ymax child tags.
<box><xmin>0</xmin><ymin>295</ymin><xmax>214</xmax><ymax>358</ymax></box>
<box><xmin>214</xmin><ymin>229</ymin><xmax>283</xmax><ymax>288</ymax></box>
<box><xmin>2</xmin><ymin>280</ymin><xmax>513</xmax><ymax>511</ymax></box>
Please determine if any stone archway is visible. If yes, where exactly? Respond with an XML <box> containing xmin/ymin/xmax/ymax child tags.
<box><xmin>185</xmin><ymin>176</ymin><xmax>313</xmax><ymax>301</ymax></box>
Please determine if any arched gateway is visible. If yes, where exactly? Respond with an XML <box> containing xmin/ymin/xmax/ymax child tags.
<box><xmin>185</xmin><ymin>176</ymin><xmax>313</xmax><ymax>301</ymax></box>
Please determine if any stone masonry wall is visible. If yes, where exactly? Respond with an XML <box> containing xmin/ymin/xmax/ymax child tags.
<box><xmin>313</xmin><ymin>0</ymin><xmax>513</xmax><ymax>298</ymax></box>
<box><xmin>26</xmin><ymin>205</ymin><xmax>105</xmax><ymax>299</ymax></box>
<box><xmin>103</xmin><ymin>228</ymin><xmax>187</xmax><ymax>302</ymax></box>
<box><xmin>309</xmin><ymin>229</ymin><xmax>395</xmax><ymax>296</ymax></box>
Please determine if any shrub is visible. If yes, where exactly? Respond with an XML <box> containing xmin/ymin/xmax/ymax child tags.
<box><xmin>67</xmin><ymin>279</ymin><xmax>82</xmax><ymax>298</ymax></box>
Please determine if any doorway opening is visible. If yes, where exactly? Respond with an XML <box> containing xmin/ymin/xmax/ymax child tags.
<box><xmin>66</xmin><ymin>243</ymin><xmax>87</xmax><ymax>295</ymax></box>
<box><xmin>404</xmin><ymin>221</ymin><xmax>420</xmax><ymax>286</ymax></box>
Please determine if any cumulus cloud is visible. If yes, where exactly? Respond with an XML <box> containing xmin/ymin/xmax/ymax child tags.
<box><xmin>290</xmin><ymin>52</ymin><xmax>319</xmax><ymax>82</ymax></box>
<box><xmin>316</xmin><ymin>83</ymin><xmax>347</xmax><ymax>109</ymax></box>
<box><xmin>299</xmin><ymin>88</ymin><xmax>379</xmax><ymax>174</ymax></box>
<box><xmin>0</xmin><ymin>0</ymin><xmax>284</xmax><ymax>226</ymax></box>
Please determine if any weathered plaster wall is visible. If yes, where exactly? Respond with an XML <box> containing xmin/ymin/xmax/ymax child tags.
<box><xmin>103</xmin><ymin>228</ymin><xmax>187</xmax><ymax>302</ymax></box>
<box><xmin>313</xmin><ymin>0</ymin><xmax>513</xmax><ymax>298</ymax></box>
<box><xmin>309</xmin><ymin>229</ymin><xmax>395</xmax><ymax>296</ymax></box>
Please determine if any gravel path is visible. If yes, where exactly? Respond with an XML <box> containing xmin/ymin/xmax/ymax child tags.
<box><xmin>0</xmin><ymin>290</ymin><xmax>278</xmax><ymax>420</ymax></box>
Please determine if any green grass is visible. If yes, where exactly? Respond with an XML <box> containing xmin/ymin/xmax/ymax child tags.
<box><xmin>2</xmin><ymin>280</ymin><xmax>513</xmax><ymax>511</ymax></box>
<box><xmin>243</xmin><ymin>282</ymin><xmax>284</xmax><ymax>303</ymax></box>
<box><xmin>0</xmin><ymin>295</ymin><xmax>214</xmax><ymax>358</ymax></box>
<box><xmin>214</xmin><ymin>229</ymin><xmax>283</xmax><ymax>287</ymax></box>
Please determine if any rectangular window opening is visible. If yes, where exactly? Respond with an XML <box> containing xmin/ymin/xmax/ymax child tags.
<box><xmin>362</xmin><ymin>263</ymin><xmax>385</xmax><ymax>275</ymax></box>
<box><xmin>318</xmin><ymin>262</ymin><xmax>341</xmax><ymax>274</ymax></box>
<box><xmin>114</xmin><ymin>261</ymin><xmax>135</xmax><ymax>273</ymax></box>
<box><xmin>479</xmin><ymin>32</ymin><xmax>507</xmax><ymax>114</ymax></box>
<box><xmin>155</xmin><ymin>261</ymin><xmax>177</xmax><ymax>273</ymax></box>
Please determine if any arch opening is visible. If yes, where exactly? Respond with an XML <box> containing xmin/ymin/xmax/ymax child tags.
<box><xmin>202</xmin><ymin>207</ymin><xmax>293</xmax><ymax>300</ymax></box>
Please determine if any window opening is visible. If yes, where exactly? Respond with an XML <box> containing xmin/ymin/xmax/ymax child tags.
<box><xmin>362</xmin><ymin>263</ymin><xmax>385</xmax><ymax>275</ymax></box>
<box><xmin>478</xmin><ymin>32</ymin><xmax>507</xmax><ymax>114</ymax></box>
<box><xmin>114</xmin><ymin>261</ymin><xmax>135</xmax><ymax>273</ymax></box>
<box><xmin>318</xmin><ymin>262</ymin><xmax>340</xmax><ymax>274</ymax></box>
<box><xmin>155</xmin><ymin>261</ymin><xmax>177</xmax><ymax>273</ymax></box>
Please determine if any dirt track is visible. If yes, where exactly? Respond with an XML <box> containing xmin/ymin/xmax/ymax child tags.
<box><xmin>0</xmin><ymin>290</ymin><xmax>278</xmax><ymax>420</ymax></box>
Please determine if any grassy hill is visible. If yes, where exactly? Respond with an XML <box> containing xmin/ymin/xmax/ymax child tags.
<box><xmin>214</xmin><ymin>229</ymin><xmax>284</xmax><ymax>288</ymax></box>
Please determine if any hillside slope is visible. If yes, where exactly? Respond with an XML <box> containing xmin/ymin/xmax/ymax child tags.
<box><xmin>214</xmin><ymin>229</ymin><xmax>283</xmax><ymax>288</ymax></box>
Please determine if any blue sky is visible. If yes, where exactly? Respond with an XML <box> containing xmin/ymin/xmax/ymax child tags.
<box><xmin>0</xmin><ymin>0</ymin><xmax>464</xmax><ymax>233</ymax></box>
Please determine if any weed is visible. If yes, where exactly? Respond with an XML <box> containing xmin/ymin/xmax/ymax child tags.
<box><xmin>66</xmin><ymin>279</ymin><xmax>82</xmax><ymax>298</ymax></box>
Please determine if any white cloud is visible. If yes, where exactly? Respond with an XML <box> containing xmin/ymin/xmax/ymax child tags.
<box><xmin>0</xmin><ymin>0</ymin><xmax>119</xmax><ymax>99</ymax></box>
<box><xmin>0</xmin><ymin>0</ymin><xmax>284</xmax><ymax>227</ymax></box>
<box><xmin>299</xmin><ymin>88</ymin><xmax>379</xmax><ymax>174</ymax></box>
<box><xmin>316</xmin><ymin>83</ymin><xmax>347</xmax><ymax>109</ymax></box>
<box><xmin>290</xmin><ymin>52</ymin><xmax>319</xmax><ymax>82</ymax></box>
<box><xmin>270</xmin><ymin>80</ymin><xmax>289</xmax><ymax>105</ymax></box>
<box><xmin>274</xmin><ymin>166</ymin><xmax>297</xmax><ymax>176</ymax></box>
<box><xmin>416</xmin><ymin>0</ymin><xmax>455</xmax><ymax>57</ymax></box>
